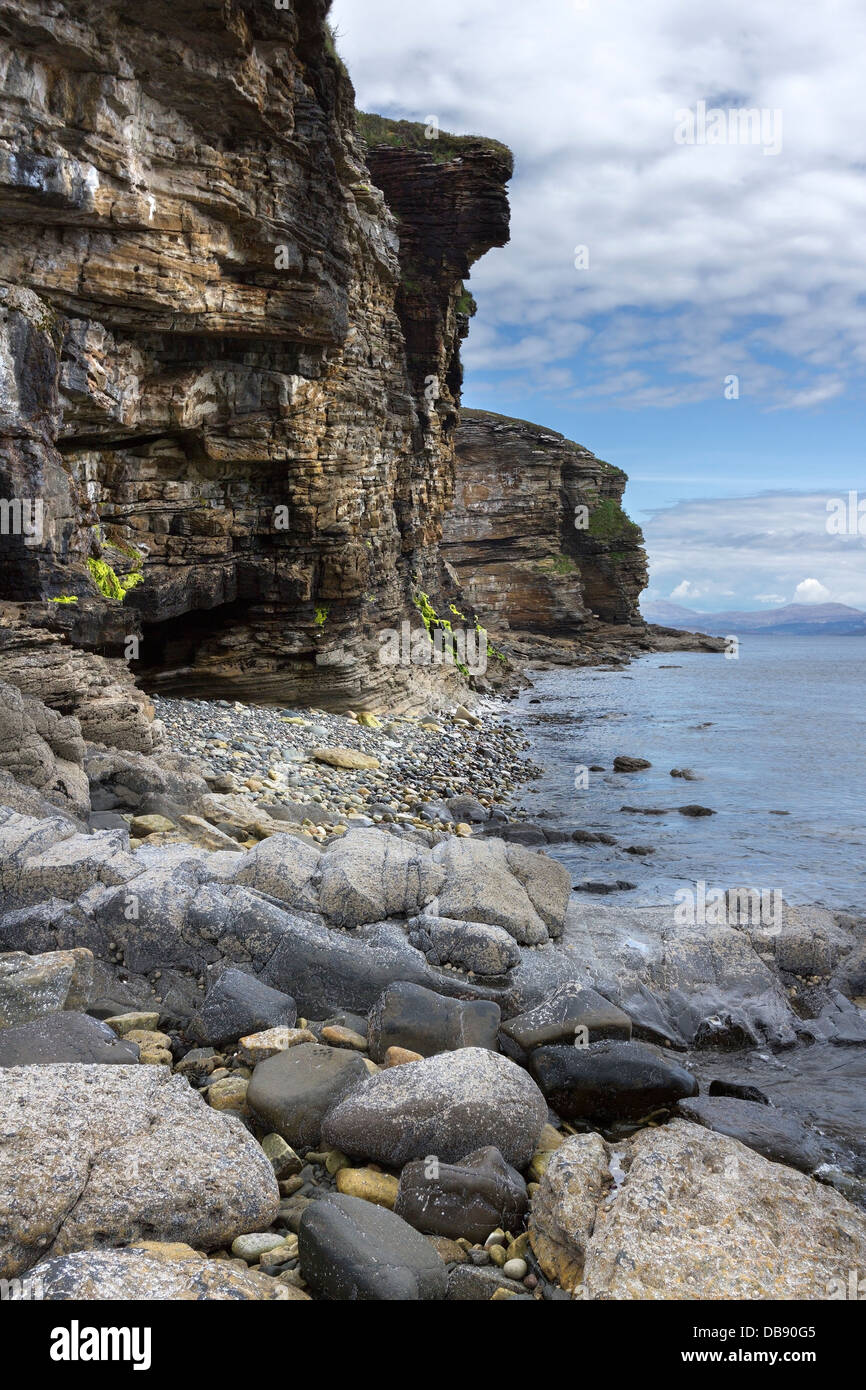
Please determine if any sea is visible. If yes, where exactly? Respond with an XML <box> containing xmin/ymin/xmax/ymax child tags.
<box><xmin>507</xmin><ymin>635</ymin><xmax>866</xmax><ymax>914</ymax></box>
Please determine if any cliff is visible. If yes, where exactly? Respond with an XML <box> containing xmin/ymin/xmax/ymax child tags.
<box><xmin>443</xmin><ymin>409</ymin><xmax>650</xmax><ymax>656</ymax></box>
<box><xmin>0</xmin><ymin>1</ymin><xmax>512</xmax><ymax>718</ymax></box>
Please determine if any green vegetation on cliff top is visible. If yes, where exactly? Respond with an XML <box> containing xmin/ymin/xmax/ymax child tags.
<box><xmin>356</xmin><ymin>112</ymin><xmax>513</xmax><ymax>169</ymax></box>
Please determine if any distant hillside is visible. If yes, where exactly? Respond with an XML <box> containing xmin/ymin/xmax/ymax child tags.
<box><xmin>641</xmin><ymin>600</ymin><xmax>866</xmax><ymax>636</ymax></box>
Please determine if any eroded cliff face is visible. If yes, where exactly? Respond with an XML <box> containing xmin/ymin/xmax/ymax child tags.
<box><xmin>443</xmin><ymin>409</ymin><xmax>649</xmax><ymax>651</ymax></box>
<box><xmin>0</xmin><ymin>1</ymin><xmax>512</xmax><ymax>715</ymax></box>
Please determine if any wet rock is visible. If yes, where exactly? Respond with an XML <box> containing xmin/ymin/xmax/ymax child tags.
<box><xmin>366</xmin><ymin>980</ymin><xmax>500</xmax><ymax>1063</ymax></box>
<box><xmin>298</xmin><ymin>1193</ymin><xmax>447</xmax><ymax>1300</ymax></box>
<box><xmin>246</xmin><ymin>1042</ymin><xmax>368</xmax><ymax>1150</ymax></box>
<box><xmin>188</xmin><ymin>968</ymin><xmax>297</xmax><ymax>1048</ymax></box>
<box><xmin>323</xmin><ymin>1047</ymin><xmax>546</xmax><ymax>1169</ymax></box>
<box><xmin>395</xmin><ymin>1145</ymin><xmax>528</xmax><ymax>1243</ymax></box>
<box><xmin>0</xmin><ymin>1012</ymin><xmax>140</xmax><ymax>1066</ymax></box>
<box><xmin>677</xmin><ymin>1095</ymin><xmax>825</xmax><ymax>1173</ymax></box>
<box><xmin>613</xmin><ymin>756</ymin><xmax>651</xmax><ymax>772</ymax></box>
<box><xmin>530</xmin><ymin>1040</ymin><xmax>697</xmax><ymax>1123</ymax></box>
<box><xmin>677</xmin><ymin>804</ymin><xmax>715</xmax><ymax>817</ymax></box>
<box><xmin>500</xmin><ymin>983</ymin><xmax>632</xmax><ymax>1062</ymax></box>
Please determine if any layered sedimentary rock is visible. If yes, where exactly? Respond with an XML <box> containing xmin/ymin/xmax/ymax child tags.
<box><xmin>0</xmin><ymin>2</ymin><xmax>512</xmax><ymax>712</ymax></box>
<box><xmin>443</xmin><ymin>410</ymin><xmax>648</xmax><ymax>645</ymax></box>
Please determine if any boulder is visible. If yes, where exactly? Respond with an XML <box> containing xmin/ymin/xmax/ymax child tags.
<box><xmin>246</xmin><ymin>1042</ymin><xmax>369</xmax><ymax>1149</ymax></box>
<box><xmin>0</xmin><ymin>1064</ymin><xmax>279</xmax><ymax>1278</ymax></box>
<box><xmin>298</xmin><ymin>1193</ymin><xmax>447</xmax><ymax>1300</ymax></box>
<box><xmin>229</xmin><ymin>834</ymin><xmax>321</xmax><ymax>911</ymax></box>
<box><xmin>0</xmin><ymin>1012</ymin><xmax>140</xmax><ymax>1066</ymax></box>
<box><xmin>317</xmin><ymin>828</ymin><xmax>444</xmax><ymax>927</ymax></box>
<box><xmin>407</xmin><ymin>914</ymin><xmax>520</xmax><ymax>976</ymax></box>
<box><xmin>530</xmin><ymin>1040</ymin><xmax>697</xmax><ymax>1123</ymax></box>
<box><xmin>395</xmin><ymin>1146</ymin><xmax>528</xmax><ymax>1243</ymax></box>
<box><xmin>431</xmin><ymin>837</ymin><xmax>556</xmax><ymax>945</ymax></box>
<box><xmin>25</xmin><ymin>1243</ymin><xmax>303</xmax><ymax>1300</ymax></box>
<box><xmin>366</xmin><ymin>980</ymin><xmax>500</xmax><ymax>1063</ymax></box>
<box><xmin>0</xmin><ymin>947</ymin><xmax>93</xmax><ymax>1028</ymax></box>
<box><xmin>677</xmin><ymin>1095</ymin><xmax>826</xmax><ymax>1173</ymax></box>
<box><xmin>576</xmin><ymin>1121</ymin><xmax>866</xmax><ymax>1299</ymax></box>
<box><xmin>322</xmin><ymin>1047</ymin><xmax>547</xmax><ymax>1169</ymax></box>
<box><xmin>188</xmin><ymin>968</ymin><xmax>297</xmax><ymax>1048</ymax></box>
<box><xmin>500</xmin><ymin>983</ymin><xmax>631</xmax><ymax>1061</ymax></box>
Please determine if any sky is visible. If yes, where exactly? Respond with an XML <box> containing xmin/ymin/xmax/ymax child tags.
<box><xmin>331</xmin><ymin>0</ymin><xmax>866</xmax><ymax>611</ymax></box>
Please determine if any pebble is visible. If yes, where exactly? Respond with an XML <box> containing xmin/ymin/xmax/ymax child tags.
<box><xmin>150</xmin><ymin>695</ymin><xmax>541</xmax><ymax>839</ymax></box>
<box><xmin>231</xmin><ymin>1233</ymin><xmax>287</xmax><ymax>1263</ymax></box>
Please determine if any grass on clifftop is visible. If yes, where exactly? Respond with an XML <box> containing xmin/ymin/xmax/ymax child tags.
<box><xmin>586</xmin><ymin>498</ymin><xmax>643</xmax><ymax>543</ymax></box>
<box><xmin>356</xmin><ymin>112</ymin><xmax>513</xmax><ymax>168</ymax></box>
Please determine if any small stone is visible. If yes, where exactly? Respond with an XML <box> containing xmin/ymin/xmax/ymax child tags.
<box><xmin>238</xmin><ymin>1027</ymin><xmax>316</xmax><ymax>1064</ymax></box>
<box><xmin>384</xmin><ymin>1046</ymin><xmax>423</xmax><ymax>1067</ymax></box>
<box><xmin>488</xmin><ymin>1243</ymin><xmax>506</xmax><ymax>1266</ymax></box>
<box><xmin>207</xmin><ymin>1076</ymin><xmax>249</xmax><ymax>1112</ymax></box>
<box><xmin>490</xmin><ymin>1286</ymin><xmax>519</xmax><ymax>1300</ymax></box>
<box><xmin>130</xmin><ymin>814</ymin><xmax>176</xmax><ymax>837</ymax></box>
<box><xmin>261</xmin><ymin>1133</ymin><xmax>303</xmax><ymax>1180</ymax></box>
<box><xmin>105</xmin><ymin>1012</ymin><xmax>160</xmax><ymax>1037</ymax></box>
<box><xmin>484</xmin><ymin>1229</ymin><xmax>507</xmax><ymax>1249</ymax></box>
<box><xmin>324</xmin><ymin>1149</ymin><xmax>351</xmax><ymax>1176</ymax></box>
<box><xmin>336</xmin><ymin>1167</ymin><xmax>400</xmax><ymax>1209</ymax></box>
<box><xmin>320</xmin><ymin>1025</ymin><xmax>367</xmax><ymax>1052</ymax></box>
<box><xmin>503</xmin><ymin>1257</ymin><xmax>528</xmax><ymax>1280</ymax></box>
<box><xmin>231</xmin><ymin>1233</ymin><xmax>286</xmax><ymax>1263</ymax></box>
<box><xmin>455</xmin><ymin>823</ymin><xmax>473</xmax><ymax>837</ymax></box>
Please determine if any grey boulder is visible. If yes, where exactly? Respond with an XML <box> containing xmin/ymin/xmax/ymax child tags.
<box><xmin>298</xmin><ymin>1193</ymin><xmax>447</xmax><ymax>1300</ymax></box>
<box><xmin>0</xmin><ymin>1012</ymin><xmax>140</xmax><ymax>1066</ymax></box>
<box><xmin>323</xmin><ymin>1047</ymin><xmax>547</xmax><ymax>1169</ymax></box>
<box><xmin>530</xmin><ymin>1040</ymin><xmax>698</xmax><ymax>1123</ymax></box>
<box><xmin>395</xmin><ymin>1145</ymin><xmax>528</xmax><ymax>1244</ymax></box>
<box><xmin>188</xmin><ymin>967</ymin><xmax>297</xmax><ymax>1047</ymax></box>
<box><xmin>246</xmin><ymin>1042</ymin><xmax>368</xmax><ymax>1149</ymax></box>
<box><xmin>366</xmin><ymin>980</ymin><xmax>500</xmax><ymax>1063</ymax></box>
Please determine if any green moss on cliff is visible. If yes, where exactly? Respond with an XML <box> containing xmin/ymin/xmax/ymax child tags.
<box><xmin>87</xmin><ymin>557</ymin><xmax>142</xmax><ymax>602</ymax></box>
<box><xmin>587</xmin><ymin>498</ymin><xmax>642</xmax><ymax>543</ymax></box>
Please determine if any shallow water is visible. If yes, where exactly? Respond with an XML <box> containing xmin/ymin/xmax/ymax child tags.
<box><xmin>508</xmin><ymin>635</ymin><xmax>866</xmax><ymax>913</ymax></box>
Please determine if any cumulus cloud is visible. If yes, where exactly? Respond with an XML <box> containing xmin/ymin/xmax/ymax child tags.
<box><xmin>641</xmin><ymin>490</ymin><xmax>866</xmax><ymax>609</ymax></box>
<box><xmin>793</xmin><ymin>577</ymin><xmax>831</xmax><ymax>603</ymax></box>
<box><xmin>332</xmin><ymin>0</ymin><xmax>866</xmax><ymax>409</ymax></box>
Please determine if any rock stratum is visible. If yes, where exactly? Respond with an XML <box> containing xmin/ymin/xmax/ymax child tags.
<box><xmin>0</xmin><ymin>0</ymin><xmax>513</xmax><ymax>717</ymax></box>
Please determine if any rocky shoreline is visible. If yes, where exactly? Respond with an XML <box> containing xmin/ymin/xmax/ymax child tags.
<box><xmin>1</xmin><ymin>672</ymin><xmax>865</xmax><ymax>1301</ymax></box>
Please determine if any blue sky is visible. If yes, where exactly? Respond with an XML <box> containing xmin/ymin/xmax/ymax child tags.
<box><xmin>331</xmin><ymin>0</ymin><xmax>866</xmax><ymax>610</ymax></box>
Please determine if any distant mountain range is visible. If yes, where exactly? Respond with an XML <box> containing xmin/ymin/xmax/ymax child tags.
<box><xmin>641</xmin><ymin>600</ymin><xmax>866</xmax><ymax>636</ymax></box>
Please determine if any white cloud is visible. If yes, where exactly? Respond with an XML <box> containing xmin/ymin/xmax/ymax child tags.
<box><xmin>332</xmin><ymin>0</ymin><xmax>866</xmax><ymax>408</ymax></box>
<box><xmin>793</xmin><ymin>577</ymin><xmax>831</xmax><ymax>603</ymax></box>
<box><xmin>641</xmin><ymin>490</ymin><xmax>866</xmax><ymax>609</ymax></box>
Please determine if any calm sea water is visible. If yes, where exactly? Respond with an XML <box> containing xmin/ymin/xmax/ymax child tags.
<box><xmin>507</xmin><ymin>635</ymin><xmax>866</xmax><ymax>912</ymax></box>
